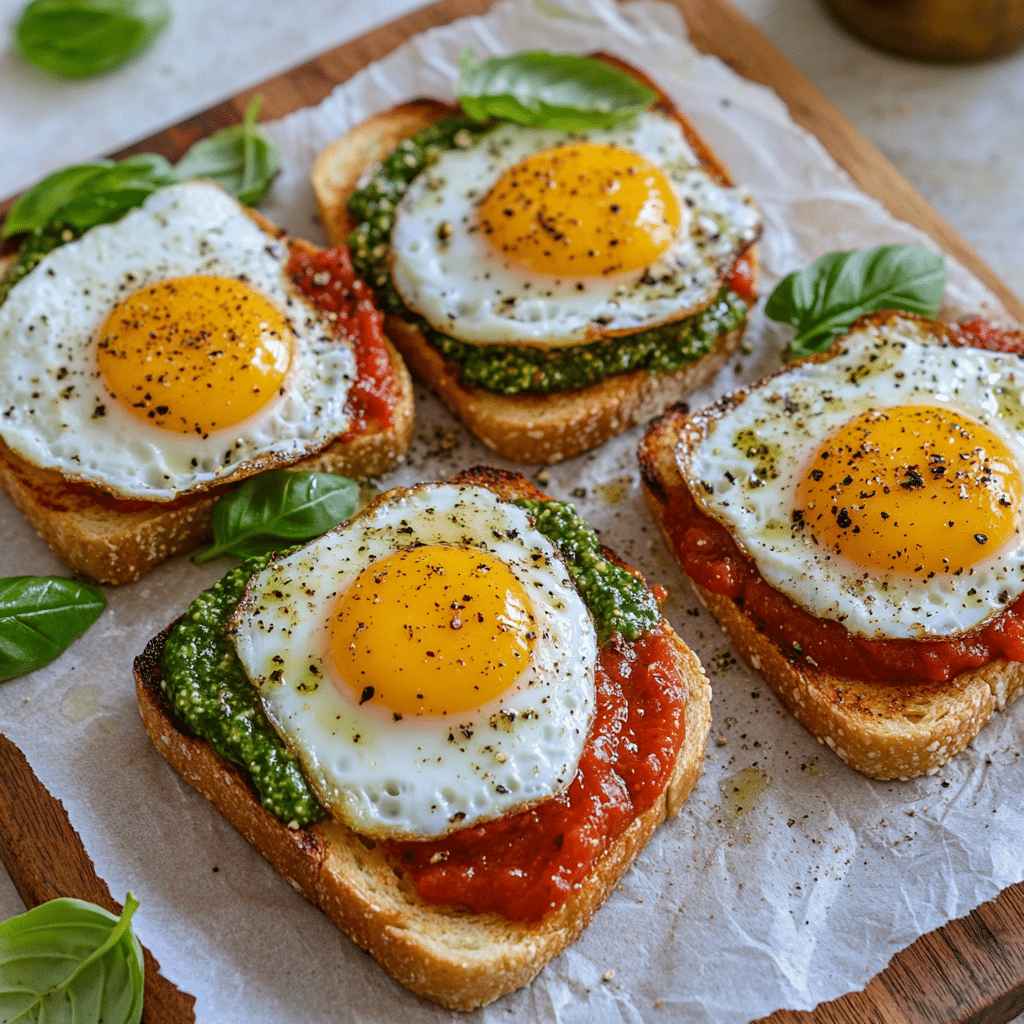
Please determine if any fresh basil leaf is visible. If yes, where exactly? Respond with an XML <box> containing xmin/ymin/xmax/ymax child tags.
<box><xmin>3</xmin><ymin>163</ymin><xmax>113</xmax><ymax>237</ymax></box>
<box><xmin>171</xmin><ymin>96</ymin><xmax>279</xmax><ymax>206</ymax></box>
<box><xmin>192</xmin><ymin>470</ymin><xmax>359</xmax><ymax>564</ymax></box>
<box><xmin>15</xmin><ymin>0</ymin><xmax>170</xmax><ymax>78</ymax></box>
<box><xmin>1</xmin><ymin>103</ymin><xmax>276</xmax><ymax>251</ymax></box>
<box><xmin>0</xmin><ymin>576</ymin><xmax>106</xmax><ymax>683</ymax></box>
<box><xmin>0</xmin><ymin>894</ymin><xmax>144</xmax><ymax>1024</ymax></box>
<box><xmin>765</xmin><ymin>244</ymin><xmax>946</xmax><ymax>358</ymax></box>
<box><xmin>2</xmin><ymin>154</ymin><xmax>175</xmax><ymax>238</ymax></box>
<box><xmin>60</xmin><ymin>186</ymin><xmax>157</xmax><ymax>229</ymax></box>
<box><xmin>62</xmin><ymin>152</ymin><xmax>175</xmax><ymax>196</ymax></box>
<box><xmin>457</xmin><ymin>50</ymin><xmax>656</xmax><ymax>130</ymax></box>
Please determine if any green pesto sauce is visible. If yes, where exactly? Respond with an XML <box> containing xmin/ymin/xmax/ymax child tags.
<box><xmin>160</xmin><ymin>500</ymin><xmax>657</xmax><ymax>827</ymax></box>
<box><xmin>346</xmin><ymin>118</ymin><xmax>748</xmax><ymax>396</ymax></box>
<box><xmin>0</xmin><ymin>223</ymin><xmax>83</xmax><ymax>306</ymax></box>
<box><xmin>160</xmin><ymin>551</ymin><xmax>325</xmax><ymax>828</ymax></box>
<box><xmin>428</xmin><ymin>287</ymin><xmax>746</xmax><ymax>394</ymax></box>
<box><xmin>516</xmin><ymin>498</ymin><xmax>660</xmax><ymax>642</ymax></box>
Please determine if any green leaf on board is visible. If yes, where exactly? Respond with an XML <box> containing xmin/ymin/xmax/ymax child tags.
<box><xmin>15</xmin><ymin>0</ymin><xmax>171</xmax><ymax>78</ymax></box>
<box><xmin>0</xmin><ymin>894</ymin><xmax>144</xmax><ymax>1024</ymax></box>
<box><xmin>764</xmin><ymin>244</ymin><xmax>946</xmax><ymax>359</ymax></box>
<box><xmin>0</xmin><ymin>576</ymin><xmax>105</xmax><ymax>683</ymax></box>
<box><xmin>192</xmin><ymin>470</ymin><xmax>360</xmax><ymax>564</ymax></box>
<box><xmin>457</xmin><ymin>50</ymin><xmax>656</xmax><ymax>130</ymax></box>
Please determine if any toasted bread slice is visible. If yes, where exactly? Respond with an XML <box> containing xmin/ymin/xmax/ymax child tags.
<box><xmin>638</xmin><ymin>332</ymin><xmax>1024</xmax><ymax>781</ymax></box>
<box><xmin>133</xmin><ymin>468</ymin><xmax>712</xmax><ymax>1009</ymax></box>
<box><xmin>311</xmin><ymin>80</ymin><xmax>759</xmax><ymax>465</ymax></box>
<box><xmin>0</xmin><ymin>222</ymin><xmax>414</xmax><ymax>585</ymax></box>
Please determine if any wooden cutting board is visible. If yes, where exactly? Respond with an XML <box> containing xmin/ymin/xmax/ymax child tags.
<box><xmin>3</xmin><ymin>1</ymin><xmax>1023</xmax><ymax>1022</ymax></box>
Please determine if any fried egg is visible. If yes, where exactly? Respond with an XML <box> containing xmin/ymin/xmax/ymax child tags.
<box><xmin>681</xmin><ymin>315</ymin><xmax>1024</xmax><ymax>639</ymax></box>
<box><xmin>0</xmin><ymin>181</ymin><xmax>354</xmax><ymax>501</ymax></box>
<box><xmin>229</xmin><ymin>483</ymin><xmax>598</xmax><ymax>840</ymax></box>
<box><xmin>390</xmin><ymin>110</ymin><xmax>760</xmax><ymax>345</ymax></box>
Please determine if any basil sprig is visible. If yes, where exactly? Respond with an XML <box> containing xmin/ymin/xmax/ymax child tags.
<box><xmin>0</xmin><ymin>576</ymin><xmax>105</xmax><ymax>683</ymax></box>
<box><xmin>457</xmin><ymin>50</ymin><xmax>656</xmax><ymax>130</ymax></box>
<box><xmin>765</xmin><ymin>244</ymin><xmax>946</xmax><ymax>359</ymax></box>
<box><xmin>3</xmin><ymin>154</ymin><xmax>175</xmax><ymax>238</ymax></box>
<box><xmin>0</xmin><ymin>894</ymin><xmax>144</xmax><ymax>1024</ymax></box>
<box><xmin>192</xmin><ymin>470</ymin><xmax>359</xmax><ymax>564</ymax></box>
<box><xmin>16</xmin><ymin>0</ymin><xmax>170</xmax><ymax>78</ymax></box>
<box><xmin>3</xmin><ymin>96</ymin><xmax>277</xmax><ymax>240</ymax></box>
<box><xmin>171</xmin><ymin>95</ymin><xmax>280</xmax><ymax>206</ymax></box>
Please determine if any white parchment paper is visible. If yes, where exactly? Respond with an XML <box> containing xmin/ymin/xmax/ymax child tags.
<box><xmin>1</xmin><ymin>1</ymin><xmax>1022</xmax><ymax>1021</ymax></box>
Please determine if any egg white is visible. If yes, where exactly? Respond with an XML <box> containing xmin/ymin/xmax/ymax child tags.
<box><xmin>0</xmin><ymin>181</ymin><xmax>356</xmax><ymax>501</ymax></box>
<box><xmin>389</xmin><ymin>110</ymin><xmax>760</xmax><ymax>345</ymax></box>
<box><xmin>681</xmin><ymin>316</ymin><xmax>1024</xmax><ymax>639</ymax></box>
<box><xmin>229</xmin><ymin>483</ymin><xmax>598</xmax><ymax>841</ymax></box>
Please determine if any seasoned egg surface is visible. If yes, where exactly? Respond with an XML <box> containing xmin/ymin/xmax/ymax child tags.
<box><xmin>682</xmin><ymin>316</ymin><xmax>1024</xmax><ymax>639</ymax></box>
<box><xmin>229</xmin><ymin>483</ymin><xmax>598</xmax><ymax>840</ymax></box>
<box><xmin>0</xmin><ymin>181</ymin><xmax>354</xmax><ymax>501</ymax></box>
<box><xmin>389</xmin><ymin>110</ymin><xmax>760</xmax><ymax>345</ymax></box>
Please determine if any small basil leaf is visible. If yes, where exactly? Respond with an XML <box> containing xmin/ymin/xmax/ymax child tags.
<box><xmin>2</xmin><ymin>155</ymin><xmax>175</xmax><ymax>238</ymax></box>
<box><xmin>192</xmin><ymin>470</ymin><xmax>359</xmax><ymax>564</ymax></box>
<box><xmin>457</xmin><ymin>50</ymin><xmax>656</xmax><ymax>129</ymax></box>
<box><xmin>171</xmin><ymin>96</ymin><xmax>279</xmax><ymax>206</ymax></box>
<box><xmin>70</xmin><ymin>152</ymin><xmax>175</xmax><ymax>192</ymax></box>
<box><xmin>0</xmin><ymin>894</ymin><xmax>144</xmax><ymax>1024</ymax></box>
<box><xmin>0</xmin><ymin>576</ymin><xmax>106</xmax><ymax>683</ymax></box>
<box><xmin>2</xmin><ymin>103</ymin><xmax>275</xmax><ymax>252</ymax></box>
<box><xmin>765</xmin><ymin>244</ymin><xmax>946</xmax><ymax>359</ymax></box>
<box><xmin>60</xmin><ymin>186</ymin><xmax>159</xmax><ymax>229</ymax></box>
<box><xmin>2</xmin><ymin>163</ymin><xmax>114</xmax><ymax>237</ymax></box>
<box><xmin>15</xmin><ymin>0</ymin><xmax>171</xmax><ymax>78</ymax></box>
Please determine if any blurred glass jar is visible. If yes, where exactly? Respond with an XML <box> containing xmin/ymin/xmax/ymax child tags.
<box><xmin>820</xmin><ymin>0</ymin><xmax>1024</xmax><ymax>60</ymax></box>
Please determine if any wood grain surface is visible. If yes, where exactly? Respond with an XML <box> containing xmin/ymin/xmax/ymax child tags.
<box><xmin>2</xmin><ymin>1</ymin><xmax>1023</xmax><ymax>1022</ymax></box>
<box><xmin>0</xmin><ymin>733</ymin><xmax>196</xmax><ymax>1024</ymax></box>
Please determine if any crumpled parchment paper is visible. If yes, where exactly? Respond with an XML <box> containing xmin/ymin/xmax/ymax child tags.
<box><xmin>1</xmin><ymin>0</ymin><xmax>1021</xmax><ymax>1021</ymax></box>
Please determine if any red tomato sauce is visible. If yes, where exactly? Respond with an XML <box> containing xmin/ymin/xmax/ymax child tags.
<box><xmin>287</xmin><ymin>246</ymin><xmax>397</xmax><ymax>439</ymax></box>
<box><xmin>725</xmin><ymin>252</ymin><xmax>757</xmax><ymax>304</ymax></box>
<box><xmin>380</xmin><ymin>625</ymin><xmax>687</xmax><ymax>923</ymax></box>
<box><xmin>665</xmin><ymin>476</ymin><xmax>1024</xmax><ymax>685</ymax></box>
<box><xmin>949</xmin><ymin>317</ymin><xmax>1024</xmax><ymax>354</ymax></box>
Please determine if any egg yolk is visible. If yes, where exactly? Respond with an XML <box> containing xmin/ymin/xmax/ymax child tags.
<box><xmin>477</xmin><ymin>143</ymin><xmax>682</xmax><ymax>278</ymax></box>
<box><xmin>96</xmin><ymin>275</ymin><xmax>292</xmax><ymax>435</ymax></box>
<box><xmin>795</xmin><ymin>405</ymin><xmax>1022</xmax><ymax>577</ymax></box>
<box><xmin>329</xmin><ymin>545</ymin><xmax>538</xmax><ymax>716</ymax></box>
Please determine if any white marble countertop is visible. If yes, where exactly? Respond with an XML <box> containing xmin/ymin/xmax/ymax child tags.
<box><xmin>1</xmin><ymin>0</ymin><xmax>1023</xmax><ymax>1017</ymax></box>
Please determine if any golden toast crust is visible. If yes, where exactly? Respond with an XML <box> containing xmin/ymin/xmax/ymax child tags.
<box><xmin>134</xmin><ymin>467</ymin><xmax>712</xmax><ymax>1009</ymax></box>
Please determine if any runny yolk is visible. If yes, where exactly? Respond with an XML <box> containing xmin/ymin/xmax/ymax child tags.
<box><xmin>477</xmin><ymin>142</ymin><xmax>682</xmax><ymax>279</ymax></box>
<box><xmin>329</xmin><ymin>545</ymin><xmax>538</xmax><ymax>716</ymax></box>
<box><xmin>96</xmin><ymin>275</ymin><xmax>293</xmax><ymax>435</ymax></box>
<box><xmin>796</xmin><ymin>405</ymin><xmax>1022</xmax><ymax>577</ymax></box>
